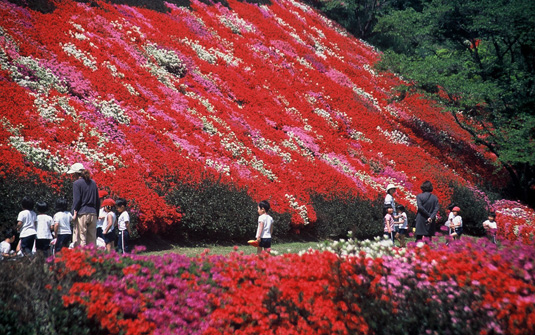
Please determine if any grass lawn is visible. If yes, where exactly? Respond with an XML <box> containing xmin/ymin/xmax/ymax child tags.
<box><xmin>135</xmin><ymin>234</ymin><xmax>323</xmax><ymax>257</ymax></box>
<box><xmin>135</xmin><ymin>232</ymin><xmax>484</xmax><ymax>257</ymax></box>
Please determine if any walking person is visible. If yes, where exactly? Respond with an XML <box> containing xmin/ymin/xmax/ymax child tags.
<box><xmin>256</xmin><ymin>200</ymin><xmax>273</xmax><ymax>254</ymax></box>
<box><xmin>67</xmin><ymin>163</ymin><xmax>100</xmax><ymax>247</ymax></box>
<box><xmin>415</xmin><ymin>180</ymin><xmax>439</xmax><ymax>242</ymax></box>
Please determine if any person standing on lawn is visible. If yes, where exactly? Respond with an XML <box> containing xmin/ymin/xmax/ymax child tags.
<box><xmin>256</xmin><ymin>200</ymin><xmax>273</xmax><ymax>255</ymax></box>
<box><xmin>67</xmin><ymin>163</ymin><xmax>100</xmax><ymax>247</ymax></box>
<box><xmin>384</xmin><ymin>205</ymin><xmax>396</xmax><ymax>245</ymax></box>
<box><xmin>116</xmin><ymin>198</ymin><xmax>132</xmax><ymax>254</ymax></box>
<box><xmin>96</xmin><ymin>190</ymin><xmax>109</xmax><ymax>239</ymax></box>
<box><xmin>17</xmin><ymin>196</ymin><xmax>37</xmax><ymax>255</ymax></box>
<box><xmin>415</xmin><ymin>180</ymin><xmax>440</xmax><ymax>242</ymax></box>
<box><xmin>395</xmin><ymin>205</ymin><xmax>408</xmax><ymax>247</ymax></box>
<box><xmin>53</xmin><ymin>198</ymin><xmax>73</xmax><ymax>254</ymax></box>
<box><xmin>35</xmin><ymin>201</ymin><xmax>54</xmax><ymax>256</ymax></box>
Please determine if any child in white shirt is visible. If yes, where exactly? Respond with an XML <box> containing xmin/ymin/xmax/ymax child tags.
<box><xmin>53</xmin><ymin>198</ymin><xmax>73</xmax><ymax>254</ymax></box>
<box><xmin>17</xmin><ymin>196</ymin><xmax>37</xmax><ymax>255</ymax></box>
<box><xmin>1</xmin><ymin>228</ymin><xmax>16</xmax><ymax>259</ymax></box>
<box><xmin>450</xmin><ymin>206</ymin><xmax>463</xmax><ymax>240</ymax></box>
<box><xmin>116</xmin><ymin>198</ymin><xmax>132</xmax><ymax>254</ymax></box>
<box><xmin>256</xmin><ymin>200</ymin><xmax>273</xmax><ymax>254</ymax></box>
<box><xmin>482</xmin><ymin>212</ymin><xmax>497</xmax><ymax>244</ymax></box>
<box><xmin>36</xmin><ymin>201</ymin><xmax>54</xmax><ymax>256</ymax></box>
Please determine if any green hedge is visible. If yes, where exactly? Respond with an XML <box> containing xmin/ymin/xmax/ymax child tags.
<box><xmin>310</xmin><ymin>192</ymin><xmax>385</xmax><ymax>240</ymax></box>
<box><xmin>0</xmin><ymin>255</ymin><xmax>104</xmax><ymax>335</ymax></box>
<box><xmin>165</xmin><ymin>178</ymin><xmax>292</xmax><ymax>243</ymax></box>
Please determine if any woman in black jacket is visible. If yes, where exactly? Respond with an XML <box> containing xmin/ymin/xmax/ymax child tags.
<box><xmin>414</xmin><ymin>180</ymin><xmax>439</xmax><ymax>241</ymax></box>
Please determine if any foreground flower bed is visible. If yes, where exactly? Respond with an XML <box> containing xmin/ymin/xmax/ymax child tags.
<box><xmin>49</xmin><ymin>238</ymin><xmax>535</xmax><ymax>335</ymax></box>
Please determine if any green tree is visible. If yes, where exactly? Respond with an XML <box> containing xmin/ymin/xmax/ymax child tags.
<box><xmin>373</xmin><ymin>0</ymin><xmax>535</xmax><ymax>205</ymax></box>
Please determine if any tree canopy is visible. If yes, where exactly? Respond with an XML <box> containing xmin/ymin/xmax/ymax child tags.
<box><xmin>308</xmin><ymin>0</ymin><xmax>535</xmax><ymax>205</ymax></box>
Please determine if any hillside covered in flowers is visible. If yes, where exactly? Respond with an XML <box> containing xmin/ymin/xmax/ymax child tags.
<box><xmin>0</xmin><ymin>0</ymin><xmax>527</xmax><ymax>235</ymax></box>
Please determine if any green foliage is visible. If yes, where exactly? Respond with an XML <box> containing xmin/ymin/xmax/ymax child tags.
<box><xmin>0</xmin><ymin>255</ymin><xmax>104</xmax><ymax>335</ymax></box>
<box><xmin>165</xmin><ymin>178</ymin><xmax>291</xmax><ymax>243</ymax></box>
<box><xmin>449</xmin><ymin>182</ymin><xmax>489</xmax><ymax>236</ymax></box>
<box><xmin>310</xmin><ymin>192</ymin><xmax>384</xmax><ymax>240</ymax></box>
<box><xmin>0</xmin><ymin>169</ymin><xmax>72</xmax><ymax>238</ymax></box>
<box><xmin>373</xmin><ymin>0</ymin><xmax>535</xmax><ymax>205</ymax></box>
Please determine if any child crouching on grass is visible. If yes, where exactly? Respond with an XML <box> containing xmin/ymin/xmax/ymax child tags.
<box><xmin>256</xmin><ymin>200</ymin><xmax>273</xmax><ymax>255</ymax></box>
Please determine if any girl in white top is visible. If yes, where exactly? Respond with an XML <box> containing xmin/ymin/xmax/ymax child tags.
<box><xmin>36</xmin><ymin>201</ymin><xmax>54</xmax><ymax>255</ymax></box>
<box><xmin>17</xmin><ymin>196</ymin><xmax>37</xmax><ymax>255</ymax></box>
<box><xmin>450</xmin><ymin>206</ymin><xmax>463</xmax><ymax>240</ymax></box>
<box><xmin>53</xmin><ymin>198</ymin><xmax>73</xmax><ymax>253</ymax></box>
<box><xmin>256</xmin><ymin>200</ymin><xmax>273</xmax><ymax>254</ymax></box>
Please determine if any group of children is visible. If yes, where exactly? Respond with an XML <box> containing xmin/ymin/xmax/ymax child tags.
<box><xmin>1</xmin><ymin>191</ymin><xmax>132</xmax><ymax>260</ymax></box>
<box><xmin>384</xmin><ymin>184</ymin><xmax>499</xmax><ymax>247</ymax></box>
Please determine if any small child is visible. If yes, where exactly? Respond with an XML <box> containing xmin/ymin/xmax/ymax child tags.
<box><xmin>445</xmin><ymin>203</ymin><xmax>456</xmax><ymax>235</ymax></box>
<box><xmin>101</xmin><ymin>198</ymin><xmax>116</xmax><ymax>253</ymax></box>
<box><xmin>482</xmin><ymin>212</ymin><xmax>497</xmax><ymax>244</ymax></box>
<box><xmin>449</xmin><ymin>206</ymin><xmax>463</xmax><ymax>240</ymax></box>
<box><xmin>116</xmin><ymin>198</ymin><xmax>132</xmax><ymax>254</ymax></box>
<box><xmin>96</xmin><ymin>190</ymin><xmax>108</xmax><ymax>239</ymax></box>
<box><xmin>256</xmin><ymin>200</ymin><xmax>274</xmax><ymax>254</ymax></box>
<box><xmin>384</xmin><ymin>205</ymin><xmax>396</xmax><ymax>245</ymax></box>
<box><xmin>17</xmin><ymin>196</ymin><xmax>37</xmax><ymax>255</ymax></box>
<box><xmin>53</xmin><ymin>198</ymin><xmax>73</xmax><ymax>254</ymax></box>
<box><xmin>1</xmin><ymin>228</ymin><xmax>16</xmax><ymax>259</ymax></box>
<box><xmin>36</xmin><ymin>201</ymin><xmax>54</xmax><ymax>256</ymax></box>
<box><xmin>395</xmin><ymin>205</ymin><xmax>408</xmax><ymax>247</ymax></box>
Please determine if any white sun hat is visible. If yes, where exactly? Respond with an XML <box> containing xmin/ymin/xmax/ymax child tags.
<box><xmin>67</xmin><ymin>162</ymin><xmax>85</xmax><ymax>174</ymax></box>
<box><xmin>386</xmin><ymin>183</ymin><xmax>397</xmax><ymax>192</ymax></box>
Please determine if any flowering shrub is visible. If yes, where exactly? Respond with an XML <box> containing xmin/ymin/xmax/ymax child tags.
<box><xmin>13</xmin><ymin>237</ymin><xmax>526</xmax><ymax>335</ymax></box>
<box><xmin>0</xmin><ymin>0</ymin><xmax>526</xmax><ymax>237</ymax></box>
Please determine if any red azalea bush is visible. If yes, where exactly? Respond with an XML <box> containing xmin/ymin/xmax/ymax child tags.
<box><xmin>30</xmin><ymin>238</ymin><xmax>533</xmax><ymax>335</ymax></box>
<box><xmin>1</xmin><ymin>0</ymin><xmax>526</xmax><ymax>237</ymax></box>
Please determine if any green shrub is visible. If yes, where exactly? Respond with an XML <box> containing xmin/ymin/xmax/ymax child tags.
<box><xmin>449</xmin><ymin>182</ymin><xmax>489</xmax><ymax>236</ymax></box>
<box><xmin>0</xmin><ymin>170</ymin><xmax>72</xmax><ymax>238</ymax></box>
<box><xmin>310</xmin><ymin>192</ymin><xmax>384</xmax><ymax>240</ymax></box>
<box><xmin>165</xmin><ymin>178</ymin><xmax>291</xmax><ymax>243</ymax></box>
<box><xmin>0</xmin><ymin>255</ymin><xmax>104</xmax><ymax>335</ymax></box>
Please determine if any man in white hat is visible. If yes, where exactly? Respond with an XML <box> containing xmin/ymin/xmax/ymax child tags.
<box><xmin>67</xmin><ymin>163</ymin><xmax>100</xmax><ymax>247</ymax></box>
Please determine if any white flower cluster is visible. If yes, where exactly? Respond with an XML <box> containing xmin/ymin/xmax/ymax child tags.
<box><xmin>314</xmin><ymin>232</ymin><xmax>405</xmax><ymax>259</ymax></box>
<box><xmin>9</xmin><ymin>136</ymin><xmax>67</xmax><ymax>173</ymax></box>
<box><xmin>70</xmin><ymin>132</ymin><xmax>123</xmax><ymax>172</ymax></box>
<box><xmin>96</xmin><ymin>99</ymin><xmax>131</xmax><ymax>125</ymax></box>
<box><xmin>348</xmin><ymin>129</ymin><xmax>372</xmax><ymax>142</ymax></box>
<box><xmin>31</xmin><ymin>94</ymin><xmax>63</xmax><ymax>123</ymax></box>
<box><xmin>144</xmin><ymin>43</ymin><xmax>187</xmax><ymax>77</ymax></box>
<box><xmin>314</xmin><ymin>108</ymin><xmax>337</xmax><ymax>128</ymax></box>
<box><xmin>181</xmin><ymin>38</ymin><xmax>241</xmax><ymax>67</ymax></box>
<box><xmin>219</xmin><ymin>13</ymin><xmax>256</xmax><ymax>35</ymax></box>
<box><xmin>61</xmin><ymin>42</ymin><xmax>98</xmax><ymax>71</ymax></box>
<box><xmin>239</xmin><ymin>156</ymin><xmax>278</xmax><ymax>181</ymax></box>
<box><xmin>252</xmin><ymin>136</ymin><xmax>292</xmax><ymax>163</ymax></box>
<box><xmin>283</xmin><ymin>131</ymin><xmax>315</xmax><ymax>160</ymax></box>
<box><xmin>376</xmin><ymin>126</ymin><xmax>410</xmax><ymax>145</ymax></box>
<box><xmin>185</xmin><ymin>89</ymin><xmax>215</xmax><ymax>113</ymax></box>
<box><xmin>285</xmin><ymin>194</ymin><xmax>310</xmax><ymax>225</ymax></box>
<box><xmin>205</xmin><ymin>158</ymin><xmax>231</xmax><ymax>175</ymax></box>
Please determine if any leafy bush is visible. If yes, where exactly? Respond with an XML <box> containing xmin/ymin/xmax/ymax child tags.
<box><xmin>0</xmin><ymin>255</ymin><xmax>103</xmax><ymax>335</ymax></box>
<box><xmin>0</xmin><ymin>169</ymin><xmax>71</xmax><ymax>237</ymax></box>
<box><xmin>165</xmin><ymin>178</ymin><xmax>291</xmax><ymax>243</ymax></box>
<box><xmin>449</xmin><ymin>182</ymin><xmax>489</xmax><ymax>236</ymax></box>
<box><xmin>310</xmin><ymin>192</ymin><xmax>384</xmax><ymax>240</ymax></box>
